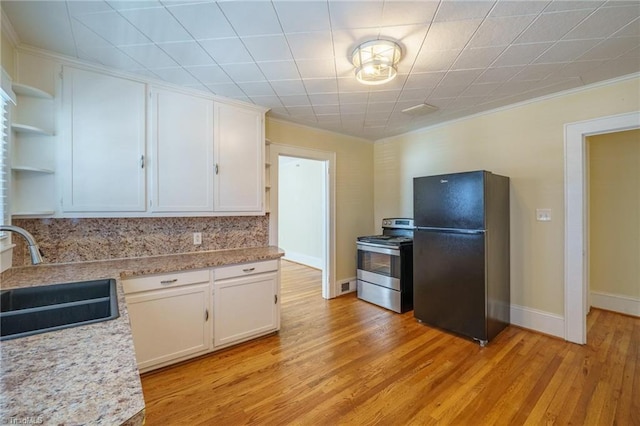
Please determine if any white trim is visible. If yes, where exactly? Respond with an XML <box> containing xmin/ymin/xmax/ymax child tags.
<box><xmin>591</xmin><ymin>291</ymin><xmax>640</xmax><ymax>318</ymax></box>
<box><xmin>269</xmin><ymin>143</ymin><xmax>337</xmax><ymax>299</ymax></box>
<box><xmin>509</xmin><ymin>304</ymin><xmax>565</xmax><ymax>339</ymax></box>
<box><xmin>283</xmin><ymin>251</ymin><xmax>323</xmax><ymax>271</ymax></box>
<box><xmin>376</xmin><ymin>73</ymin><xmax>640</xmax><ymax>144</ymax></box>
<box><xmin>1</xmin><ymin>9</ymin><xmax>19</xmax><ymax>48</ymax></box>
<box><xmin>564</xmin><ymin>111</ymin><xmax>640</xmax><ymax>344</ymax></box>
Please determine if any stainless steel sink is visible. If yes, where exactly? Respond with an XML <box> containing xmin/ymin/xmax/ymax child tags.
<box><xmin>0</xmin><ymin>279</ymin><xmax>119</xmax><ymax>341</ymax></box>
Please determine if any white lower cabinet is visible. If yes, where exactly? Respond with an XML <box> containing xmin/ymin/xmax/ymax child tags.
<box><xmin>123</xmin><ymin>269</ymin><xmax>212</xmax><ymax>373</ymax></box>
<box><xmin>123</xmin><ymin>260</ymin><xmax>280</xmax><ymax>372</ymax></box>
<box><xmin>213</xmin><ymin>260</ymin><xmax>280</xmax><ymax>348</ymax></box>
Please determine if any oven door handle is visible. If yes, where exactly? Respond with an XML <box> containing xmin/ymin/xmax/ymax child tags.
<box><xmin>357</xmin><ymin>244</ymin><xmax>400</xmax><ymax>256</ymax></box>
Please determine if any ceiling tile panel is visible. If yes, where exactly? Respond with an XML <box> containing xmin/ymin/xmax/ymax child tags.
<box><xmin>237</xmin><ymin>81</ymin><xmax>276</xmax><ymax>97</ymax></box>
<box><xmin>489</xmin><ymin>0</ymin><xmax>550</xmax><ymax>17</ymax></box>
<box><xmin>579</xmin><ymin>36</ymin><xmax>640</xmax><ymax>61</ymax></box>
<box><xmin>184</xmin><ymin>64</ymin><xmax>232</xmax><ymax>84</ymax></box>
<box><xmin>273</xmin><ymin>1</ymin><xmax>331</xmax><ymax>33</ymax></box>
<box><xmin>270</xmin><ymin>80</ymin><xmax>308</xmax><ymax>96</ymax></box>
<box><xmin>279</xmin><ymin>94</ymin><xmax>311</xmax><ymax>107</ymax></box>
<box><xmin>543</xmin><ymin>1</ymin><xmax>604</xmax><ymax>13</ymax></box>
<box><xmin>258</xmin><ymin>61</ymin><xmax>301</xmax><ymax>81</ymax></box>
<box><xmin>248</xmin><ymin>95</ymin><xmax>283</xmax><ymax>109</ymax></box>
<box><xmin>296</xmin><ymin>59</ymin><xmax>337</xmax><ymax>79</ymax></box>
<box><xmin>167</xmin><ymin>2</ymin><xmax>236</xmax><ymax>39</ymax></box>
<box><xmin>77</xmin><ymin>46</ymin><xmax>143</xmax><ymax>71</ymax></box>
<box><xmin>422</xmin><ymin>20</ymin><xmax>483</xmax><ymax>52</ymax></box>
<box><xmin>67</xmin><ymin>1</ymin><xmax>113</xmax><ymax>17</ymax></box>
<box><xmin>71</xmin><ymin>20</ymin><xmax>114</xmax><ymax>50</ymax></box>
<box><xmin>475</xmin><ymin>66</ymin><xmax>525</xmax><ymax>83</ymax></box>
<box><xmin>119</xmin><ymin>7</ymin><xmax>192</xmax><ymax>43</ymax></box>
<box><xmin>152</xmin><ymin>67</ymin><xmax>200</xmax><ymax>85</ymax></box>
<box><xmin>287</xmin><ymin>32</ymin><xmax>335</xmax><ymax>61</ymax></box>
<box><xmin>328</xmin><ymin>1</ymin><xmax>384</xmax><ymax>30</ymax></box>
<box><xmin>303</xmin><ymin>78</ymin><xmax>339</xmax><ymax>94</ymax></box>
<box><xmin>404</xmin><ymin>71</ymin><xmax>446</xmax><ymax>89</ymax></box>
<box><xmin>205</xmin><ymin>83</ymin><xmax>246</xmax><ymax>98</ymax></box>
<box><xmin>218</xmin><ymin>2</ymin><xmax>282</xmax><ymax>36</ymax></box>
<box><xmin>199</xmin><ymin>38</ymin><xmax>253</xmax><ymax>64</ymax></box>
<box><xmin>511</xmin><ymin>63</ymin><xmax>563</xmax><ymax>81</ymax></box>
<box><xmin>492</xmin><ymin>42</ymin><xmax>555</xmax><ymax>66</ymax></box>
<box><xmin>368</xmin><ymin>90</ymin><xmax>401</xmax><ymax>102</ymax></box>
<box><xmin>564</xmin><ymin>5</ymin><xmax>640</xmax><ymax>40</ymax></box>
<box><xmin>469</xmin><ymin>15</ymin><xmax>538</xmax><ymax>48</ymax></box>
<box><xmin>451</xmin><ymin>46</ymin><xmax>505</xmax><ymax>70</ymax></box>
<box><xmin>242</xmin><ymin>35</ymin><xmax>293</xmax><ymax>62</ymax></box>
<box><xmin>381</xmin><ymin>1</ymin><xmax>438</xmax><ymax>26</ymax></box>
<box><xmin>413</xmin><ymin>50</ymin><xmax>461</xmax><ymax>72</ymax></box>
<box><xmin>339</xmin><ymin>92</ymin><xmax>370</xmax><ymax>104</ymax></box>
<box><xmin>119</xmin><ymin>43</ymin><xmax>178</xmax><ymax>68</ymax></box>
<box><xmin>158</xmin><ymin>41</ymin><xmax>214</xmax><ymax>66</ymax></box>
<box><xmin>534</xmin><ymin>39</ymin><xmax>602</xmax><ymax>64</ymax></box>
<box><xmin>309</xmin><ymin>93</ymin><xmax>340</xmax><ymax>105</ymax></box>
<box><xmin>434</xmin><ymin>1</ymin><xmax>494</xmax><ymax>22</ymax></box>
<box><xmin>219</xmin><ymin>62</ymin><xmax>266</xmax><ymax>83</ymax></box>
<box><xmin>73</xmin><ymin>11</ymin><xmax>151</xmax><ymax>46</ymax></box>
<box><xmin>514</xmin><ymin>10</ymin><xmax>592</xmax><ymax>43</ymax></box>
<box><xmin>107</xmin><ymin>1</ymin><xmax>163</xmax><ymax>11</ymax></box>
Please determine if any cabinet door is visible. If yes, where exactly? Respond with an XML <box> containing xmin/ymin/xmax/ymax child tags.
<box><xmin>126</xmin><ymin>283</ymin><xmax>211</xmax><ymax>371</ymax></box>
<box><xmin>61</xmin><ymin>66</ymin><xmax>146</xmax><ymax>212</ymax></box>
<box><xmin>213</xmin><ymin>102</ymin><xmax>264</xmax><ymax>213</ymax></box>
<box><xmin>214</xmin><ymin>271</ymin><xmax>278</xmax><ymax>347</ymax></box>
<box><xmin>150</xmin><ymin>88</ymin><xmax>214</xmax><ymax>212</ymax></box>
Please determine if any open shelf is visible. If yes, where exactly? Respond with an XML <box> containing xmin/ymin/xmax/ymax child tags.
<box><xmin>12</xmin><ymin>83</ymin><xmax>54</xmax><ymax>99</ymax></box>
<box><xmin>12</xmin><ymin>123</ymin><xmax>54</xmax><ymax>136</ymax></box>
<box><xmin>12</xmin><ymin>165</ymin><xmax>55</xmax><ymax>174</ymax></box>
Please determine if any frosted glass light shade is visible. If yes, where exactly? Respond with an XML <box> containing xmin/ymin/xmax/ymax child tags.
<box><xmin>351</xmin><ymin>39</ymin><xmax>402</xmax><ymax>85</ymax></box>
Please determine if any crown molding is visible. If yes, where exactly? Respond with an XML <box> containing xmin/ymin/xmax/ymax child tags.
<box><xmin>1</xmin><ymin>9</ymin><xmax>19</xmax><ymax>48</ymax></box>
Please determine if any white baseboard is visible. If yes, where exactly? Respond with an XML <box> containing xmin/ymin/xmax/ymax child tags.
<box><xmin>282</xmin><ymin>251</ymin><xmax>323</xmax><ymax>270</ymax></box>
<box><xmin>509</xmin><ymin>304</ymin><xmax>565</xmax><ymax>339</ymax></box>
<box><xmin>591</xmin><ymin>291</ymin><xmax>640</xmax><ymax>317</ymax></box>
<box><xmin>337</xmin><ymin>276</ymin><xmax>356</xmax><ymax>295</ymax></box>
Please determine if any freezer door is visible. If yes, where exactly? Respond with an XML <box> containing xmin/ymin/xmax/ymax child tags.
<box><xmin>413</xmin><ymin>171</ymin><xmax>486</xmax><ymax>230</ymax></box>
<box><xmin>413</xmin><ymin>228</ymin><xmax>487</xmax><ymax>341</ymax></box>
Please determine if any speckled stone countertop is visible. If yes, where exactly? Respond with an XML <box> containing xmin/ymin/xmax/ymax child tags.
<box><xmin>0</xmin><ymin>246</ymin><xmax>285</xmax><ymax>426</ymax></box>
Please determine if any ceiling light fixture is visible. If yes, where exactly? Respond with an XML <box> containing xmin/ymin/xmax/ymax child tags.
<box><xmin>351</xmin><ymin>39</ymin><xmax>402</xmax><ymax>85</ymax></box>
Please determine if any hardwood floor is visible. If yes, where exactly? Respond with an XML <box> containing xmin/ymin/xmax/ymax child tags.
<box><xmin>140</xmin><ymin>260</ymin><xmax>639</xmax><ymax>425</ymax></box>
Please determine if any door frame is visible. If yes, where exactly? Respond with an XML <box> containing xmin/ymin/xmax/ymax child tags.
<box><xmin>564</xmin><ymin>111</ymin><xmax>640</xmax><ymax>344</ymax></box>
<box><xmin>268</xmin><ymin>144</ymin><xmax>337</xmax><ymax>299</ymax></box>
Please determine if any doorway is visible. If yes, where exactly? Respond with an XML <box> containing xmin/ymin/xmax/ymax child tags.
<box><xmin>564</xmin><ymin>111</ymin><xmax>640</xmax><ymax>344</ymax></box>
<box><xmin>268</xmin><ymin>144</ymin><xmax>336</xmax><ymax>299</ymax></box>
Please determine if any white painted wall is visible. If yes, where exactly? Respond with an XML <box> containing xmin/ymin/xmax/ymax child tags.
<box><xmin>278</xmin><ymin>156</ymin><xmax>325</xmax><ymax>269</ymax></box>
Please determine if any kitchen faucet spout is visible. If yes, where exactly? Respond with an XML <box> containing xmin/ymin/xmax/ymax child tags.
<box><xmin>0</xmin><ymin>225</ymin><xmax>43</xmax><ymax>265</ymax></box>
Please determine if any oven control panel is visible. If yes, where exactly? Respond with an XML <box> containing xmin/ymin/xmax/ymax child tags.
<box><xmin>382</xmin><ymin>218</ymin><xmax>414</xmax><ymax>229</ymax></box>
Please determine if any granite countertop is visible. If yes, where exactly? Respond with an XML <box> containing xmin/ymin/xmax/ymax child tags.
<box><xmin>0</xmin><ymin>246</ymin><xmax>285</xmax><ymax>426</ymax></box>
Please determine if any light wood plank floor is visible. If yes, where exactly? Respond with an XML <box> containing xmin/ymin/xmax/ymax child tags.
<box><xmin>141</xmin><ymin>260</ymin><xmax>639</xmax><ymax>425</ymax></box>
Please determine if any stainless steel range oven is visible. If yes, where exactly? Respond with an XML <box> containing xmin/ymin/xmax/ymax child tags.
<box><xmin>356</xmin><ymin>218</ymin><xmax>413</xmax><ymax>313</ymax></box>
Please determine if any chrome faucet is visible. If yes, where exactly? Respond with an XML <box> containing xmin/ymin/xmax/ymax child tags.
<box><xmin>0</xmin><ymin>225</ymin><xmax>43</xmax><ymax>265</ymax></box>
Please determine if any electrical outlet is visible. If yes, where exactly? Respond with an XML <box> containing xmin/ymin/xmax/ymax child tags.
<box><xmin>536</xmin><ymin>208</ymin><xmax>552</xmax><ymax>222</ymax></box>
<box><xmin>193</xmin><ymin>232</ymin><xmax>202</xmax><ymax>245</ymax></box>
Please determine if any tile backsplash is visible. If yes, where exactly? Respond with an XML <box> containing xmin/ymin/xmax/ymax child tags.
<box><xmin>11</xmin><ymin>216</ymin><xmax>269</xmax><ymax>266</ymax></box>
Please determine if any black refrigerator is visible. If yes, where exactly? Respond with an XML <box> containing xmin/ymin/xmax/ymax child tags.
<box><xmin>413</xmin><ymin>170</ymin><xmax>510</xmax><ymax>346</ymax></box>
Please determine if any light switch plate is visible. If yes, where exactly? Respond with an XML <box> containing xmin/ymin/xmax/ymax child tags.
<box><xmin>536</xmin><ymin>208</ymin><xmax>552</xmax><ymax>221</ymax></box>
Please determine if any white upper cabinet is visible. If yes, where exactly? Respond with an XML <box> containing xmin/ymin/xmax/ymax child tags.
<box><xmin>213</xmin><ymin>101</ymin><xmax>264</xmax><ymax>213</ymax></box>
<box><xmin>60</xmin><ymin>66</ymin><xmax>146</xmax><ymax>212</ymax></box>
<box><xmin>150</xmin><ymin>88</ymin><xmax>214</xmax><ymax>213</ymax></box>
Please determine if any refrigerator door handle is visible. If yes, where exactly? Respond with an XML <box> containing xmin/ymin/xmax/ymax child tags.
<box><xmin>415</xmin><ymin>227</ymin><xmax>485</xmax><ymax>234</ymax></box>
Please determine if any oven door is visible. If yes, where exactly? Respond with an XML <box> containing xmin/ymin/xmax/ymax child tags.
<box><xmin>356</xmin><ymin>243</ymin><xmax>401</xmax><ymax>290</ymax></box>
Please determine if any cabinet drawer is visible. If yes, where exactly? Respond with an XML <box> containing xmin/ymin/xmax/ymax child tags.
<box><xmin>214</xmin><ymin>260</ymin><xmax>278</xmax><ymax>280</ymax></box>
<box><xmin>123</xmin><ymin>269</ymin><xmax>210</xmax><ymax>294</ymax></box>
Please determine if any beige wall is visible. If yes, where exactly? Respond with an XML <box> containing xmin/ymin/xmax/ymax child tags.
<box><xmin>587</xmin><ymin>129</ymin><xmax>640</xmax><ymax>299</ymax></box>
<box><xmin>266</xmin><ymin>118</ymin><xmax>374</xmax><ymax>282</ymax></box>
<box><xmin>374</xmin><ymin>77</ymin><xmax>640</xmax><ymax>316</ymax></box>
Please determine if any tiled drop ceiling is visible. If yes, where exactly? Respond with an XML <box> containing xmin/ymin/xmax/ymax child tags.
<box><xmin>2</xmin><ymin>1</ymin><xmax>639</xmax><ymax>141</ymax></box>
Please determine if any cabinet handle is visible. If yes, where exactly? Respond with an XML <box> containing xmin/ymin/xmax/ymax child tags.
<box><xmin>242</xmin><ymin>267</ymin><xmax>255</xmax><ymax>273</ymax></box>
<box><xmin>215</xmin><ymin>164</ymin><xmax>219</xmax><ymax>174</ymax></box>
<box><xmin>205</xmin><ymin>309</ymin><xmax>209</xmax><ymax>321</ymax></box>
<box><xmin>160</xmin><ymin>278</ymin><xmax>178</xmax><ymax>285</ymax></box>
<box><xmin>274</xmin><ymin>294</ymin><xmax>278</xmax><ymax>304</ymax></box>
<box><xmin>140</xmin><ymin>155</ymin><xmax>145</xmax><ymax>169</ymax></box>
